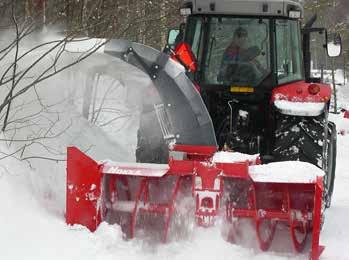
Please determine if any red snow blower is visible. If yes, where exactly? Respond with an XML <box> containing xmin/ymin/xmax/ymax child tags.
<box><xmin>66</xmin><ymin>145</ymin><xmax>325</xmax><ymax>260</ymax></box>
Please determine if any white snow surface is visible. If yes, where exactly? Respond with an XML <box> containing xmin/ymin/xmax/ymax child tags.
<box><xmin>249</xmin><ymin>161</ymin><xmax>324</xmax><ymax>183</ymax></box>
<box><xmin>213</xmin><ymin>152</ymin><xmax>324</xmax><ymax>183</ymax></box>
<box><xmin>4</xmin><ymin>127</ymin><xmax>349</xmax><ymax>260</ymax></box>
<box><xmin>212</xmin><ymin>151</ymin><xmax>259</xmax><ymax>163</ymax></box>
<box><xmin>274</xmin><ymin>100</ymin><xmax>325</xmax><ymax>116</ymax></box>
<box><xmin>1</xmin><ymin>44</ymin><xmax>349</xmax><ymax>260</ymax></box>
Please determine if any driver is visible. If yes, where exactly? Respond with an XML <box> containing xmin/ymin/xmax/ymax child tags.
<box><xmin>218</xmin><ymin>27</ymin><xmax>261</xmax><ymax>84</ymax></box>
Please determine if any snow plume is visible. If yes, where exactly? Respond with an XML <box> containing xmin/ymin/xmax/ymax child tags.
<box><xmin>0</xmin><ymin>28</ymin><xmax>152</xmax><ymax>215</ymax></box>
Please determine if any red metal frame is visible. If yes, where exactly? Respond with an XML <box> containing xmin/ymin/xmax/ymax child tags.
<box><xmin>271</xmin><ymin>80</ymin><xmax>331</xmax><ymax>103</ymax></box>
<box><xmin>66</xmin><ymin>147</ymin><xmax>102</xmax><ymax>232</ymax></box>
<box><xmin>66</xmin><ymin>145</ymin><xmax>325</xmax><ymax>259</ymax></box>
<box><xmin>225</xmin><ymin>182</ymin><xmax>317</xmax><ymax>253</ymax></box>
<box><xmin>310</xmin><ymin>177</ymin><xmax>325</xmax><ymax>260</ymax></box>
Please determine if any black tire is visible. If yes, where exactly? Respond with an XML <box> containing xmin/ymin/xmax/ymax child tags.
<box><xmin>273</xmin><ymin>112</ymin><xmax>336</xmax><ymax>208</ymax></box>
<box><xmin>324</xmin><ymin>122</ymin><xmax>336</xmax><ymax>208</ymax></box>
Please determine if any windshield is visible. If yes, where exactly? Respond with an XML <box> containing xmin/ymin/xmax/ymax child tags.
<box><xmin>188</xmin><ymin>17</ymin><xmax>271</xmax><ymax>87</ymax></box>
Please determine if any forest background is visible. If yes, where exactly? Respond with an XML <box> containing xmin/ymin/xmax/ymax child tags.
<box><xmin>0</xmin><ymin>0</ymin><xmax>347</xmax><ymax>66</ymax></box>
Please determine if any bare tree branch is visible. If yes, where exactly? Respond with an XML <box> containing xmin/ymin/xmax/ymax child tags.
<box><xmin>2</xmin><ymin>2</ymin><xmax>20</xmax><ymax>131</ymax></box>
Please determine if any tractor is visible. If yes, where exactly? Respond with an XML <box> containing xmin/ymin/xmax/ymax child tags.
<box><xmin>137</xmin><ymin>0</ymin><xmax>341</xmax><ymax>208</ymax></box>
<box><xmin>66</xmin><ymin>1</ymin><xmax>342</xmax><ymax>259</ymax></box>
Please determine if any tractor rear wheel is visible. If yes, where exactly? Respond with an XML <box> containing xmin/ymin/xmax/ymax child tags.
<box><xmin>273</xmin><ymin>113</ymin><xmax>336</xmax><ymax>208</ymax></box>
<box><xmin>324</xmin><ymin>121</ymin><xmax>336</xmax><ymax>208</ymax></box>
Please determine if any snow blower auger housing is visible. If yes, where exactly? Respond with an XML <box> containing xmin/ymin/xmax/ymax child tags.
<box><xmin>66</xmin><ymin>145</ymin><xmax>325</xmax><ymax>260</ymax></box>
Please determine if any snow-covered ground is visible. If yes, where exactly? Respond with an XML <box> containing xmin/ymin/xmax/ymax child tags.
<box><xmin>321</xmin><ymin>114</ymin><xmax>349</xmax><ymax>260</ymax></box>
<box><xmin>3</xmin><ymin>121</ymin><xmax>349</xmax><ymax>260</ymax></box>
<box><xmin>1</xmin><ymin>50</ymin><xmax>349</xmax><ymax>260</ymax></box>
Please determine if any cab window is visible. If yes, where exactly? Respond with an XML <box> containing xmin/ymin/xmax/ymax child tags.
<box><xmin>190</xmin><ymin>17</ymin><xmax>271</xmax><ymax>87</ymax></box>
<box><xmin>275</xmin><ymin>19</ymin><xmax>304</xmax><ymax>84</ymax></box>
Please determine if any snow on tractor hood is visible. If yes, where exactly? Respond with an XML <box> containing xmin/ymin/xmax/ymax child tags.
<box><xmin>103</xmin><ymin>39</ymin><xmax>217</xmax><ymax>147</ymax></box>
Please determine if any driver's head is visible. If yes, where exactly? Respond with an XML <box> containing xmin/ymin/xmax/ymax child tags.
<box><xmin>233</xmin><ymin>27</ymin><xmax>248</xmax><ymax>47</ymax></box>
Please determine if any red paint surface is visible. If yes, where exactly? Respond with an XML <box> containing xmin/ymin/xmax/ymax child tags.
<box><xmin>272</xmin><ymin>80</ymin><xmax>331</xmax><ymax>103</ymax></box>
<box><xmin>66</xmin><ymin>147</ymin><xmax>102</xmax><ymax>232</ymax></box>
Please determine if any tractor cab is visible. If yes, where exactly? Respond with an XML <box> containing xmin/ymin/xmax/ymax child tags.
<box><xmin>188</xmin><ymin>16</ymin><xmax>274</xmax><ymax>89</ymax></box>
<box><xmin>169</xmin><ymin>1</ymin><xmax>305</xmax><ymax>152</ymax></box>
<box><xmin>169</xmin><ymin>0</ymin><xmax>341</xmax><ymax>155</ymax></box>
<box><xmin>171</xmin><ymin>0</ymin><xmax>305</xmax><ymax>95</ymax></box>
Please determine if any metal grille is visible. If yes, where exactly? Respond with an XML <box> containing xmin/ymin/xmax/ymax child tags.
<box><xmin>154</xmin><ymin>103</ymin><xmax>175</xmax><ymax>141</ymax></box>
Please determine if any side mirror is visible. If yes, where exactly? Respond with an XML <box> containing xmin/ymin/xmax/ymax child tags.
<box><xmin>167</xmin><ymin>29</ymin><xmax>180</xmax><ymax>49</ymax></box>
<box><xmin>327</xmin><ymin>33</ymin><xmax>342</xmax><ymax>57</ymax></box>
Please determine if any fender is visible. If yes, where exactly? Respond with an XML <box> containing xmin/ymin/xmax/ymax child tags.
<box><xmin>271</xmin><ymin>80</ymin><xmax>331</xmax><ymax>116</ymax></box>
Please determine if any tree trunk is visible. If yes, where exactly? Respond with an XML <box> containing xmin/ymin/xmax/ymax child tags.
<box><xmin>331</xmin><ymin>58</ymin><xmax>337</xmax><ymax>113</ymax></box>
<box><xmin>81</xmin><ymin>0</ymin><xmax>88</xmax><ymax>35</ymax></box>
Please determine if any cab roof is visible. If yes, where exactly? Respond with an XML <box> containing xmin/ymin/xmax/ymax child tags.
<box><xmin>183</xmin><ymin>0</ymin><xmax>303</xmax><ymax>18</ymax></box>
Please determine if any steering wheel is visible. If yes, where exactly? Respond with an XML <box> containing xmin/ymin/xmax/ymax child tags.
<box><xmin>223</xmin><ymin>61</ymin><xmax>261</xmax><ymax>85</ymax></box>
